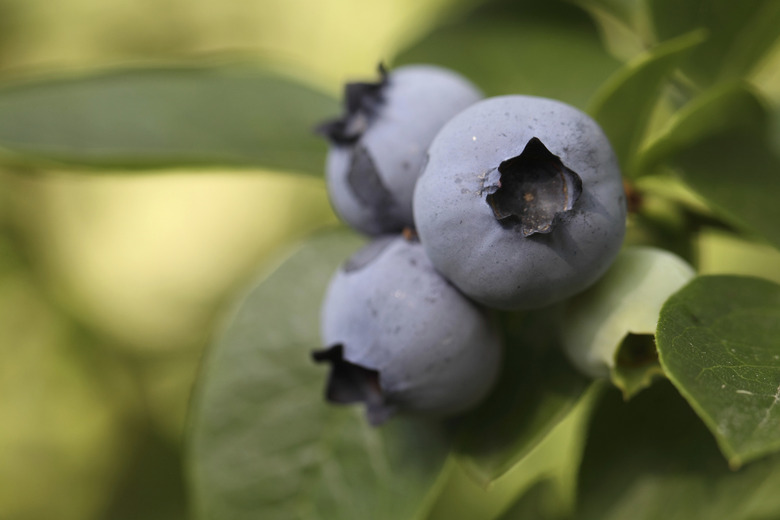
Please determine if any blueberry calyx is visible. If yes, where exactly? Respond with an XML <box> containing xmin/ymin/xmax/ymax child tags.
<box><xmin>346</xmin><ymin>144</ymin><xmax>397</xmax><ymax>213</ymax></box>
<box><xmin>316</xmin><ymin>64</ymin><xmax>389</xmax><ymax>145</ymax></box>
<box><xmin>616</xmin><ymin>333</ymin><xmax>658</xmax><ymax>368</ymax></box>
<box><xmin>486</xmin><ymin>137</ymin><xmax>583</xmax><ymax>237</ymax></box>
<box><xmin>311</xmin><ymin>344</ymin><xmax>396</xmax><ymax>425</ymax></box>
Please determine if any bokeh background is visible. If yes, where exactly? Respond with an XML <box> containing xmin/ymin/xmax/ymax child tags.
<box><xmin>0</xmin><ymin>1</ymin><xmax>486</xmax><ymax>518</ymax></box>
<box><xmin>2</xmin><ymin>0</ymin><xmax>780</xmax><ymax>519</ymax></box>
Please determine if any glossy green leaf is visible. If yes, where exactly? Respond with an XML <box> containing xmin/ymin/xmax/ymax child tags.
<box><xmin>561</xmin><ymin>246</ymin><xmax>695</xmax><ymax>398</ymax></box>
<box><xmin>186</xmin><ymin>230</ymin><xmax>455</xmax><ymax>520</ymax></box>
<box><xmin>588</xmin><ymin>30</ymin><xmax>706</xmax><ymax>176</ymax></box>
<box><xmin>657</xmin><ymin>275</ymin><xmax>780</xmax><ymax>467</ymax></box>
<box><xmin>640</xmin><ymin>84</ymin><xmax>780</xmax><ymax>249</ymax></box>
<box><xmin>454</xmin><ymin>309</ymin><xmax>590</xmax><ymax>485</ymax></box>
<box><xmin>575</xmin><ymin>381</ymin><xmax>780</xmax><ymax>520</ymax></box>
<box><xmin>648</xmin><ymin>0</ymin><xmax>780</xmax><ymax>85</ymax></box>
<box><xmin>396</xmin><ymin>2</ymin><xmax>621</xmax><ymax>110</ymax></box>
<box><xmin>0</xmin><ymin>66</ymin><xmax>338</xmax><ymax>174</ymax></box>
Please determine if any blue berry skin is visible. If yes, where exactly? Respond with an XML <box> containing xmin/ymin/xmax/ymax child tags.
<box><xmin>320</xmin><ymin>65</ymin><xmax>483</xmax><ymax>236</ymax></box>
<box><xmin>413</xmin><ymin>95</ymin><xmax>627</xmax><ymax>310</ymax></box>
<box><xmin>315</xmin><ymin>236</ymin><xmax>502</xmax><ymax>425</ymax></box>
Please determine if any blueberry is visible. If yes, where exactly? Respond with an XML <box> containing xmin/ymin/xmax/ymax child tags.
<box><xmin>317</xmin><ymin>64</ymin><xmax>483</xmax><ymax>236</ymax></box>
<box><xmin>413</xmin><ymin>95</ymin><xmax>627</xmax><ymax>310</ymax></box>
<box><xmin>313</xmin><ymin>236</ymin><xmax>502</xmax><ymax>425</ymax></box>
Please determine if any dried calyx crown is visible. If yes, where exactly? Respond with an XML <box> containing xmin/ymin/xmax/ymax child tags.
<box><xmin>316</xmin><ymin>63</ymin><xmax>389</xmax><ymax>145</ymax></box>
<box><xmin>486</xmin><ymin>137</ymin><xmax>582</xmax><ymax>237</ymax></box>
<box><xmin>311</xmin><ymin>344</ymin><xmax>395</xmax><ymax>426</ymax></box>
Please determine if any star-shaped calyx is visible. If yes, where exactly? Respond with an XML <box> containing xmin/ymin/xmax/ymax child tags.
<box><xmin>315</xmin><ymin>64</ymin><xmax>389</xmax><ymax>145</ymax></box>
<box><xmin>486</xmin><ymin>137</ymin><xmax>582</xmax><ymax>237</ymax></box>
<box><xmin>311</xmin><ymin>344</ymin><xmax>396</xmax><ymax>426</ymax></box>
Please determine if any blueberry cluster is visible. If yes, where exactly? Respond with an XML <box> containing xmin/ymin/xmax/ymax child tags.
<box><xmin>312</xmin><ymin>64</ymin><xmax>626</xmax><ymax>425</ymax></box>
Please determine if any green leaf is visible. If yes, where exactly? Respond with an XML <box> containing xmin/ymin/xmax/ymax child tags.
<box><xmin>648</xmin><ymin>0</ymin><xmax>780</xmax><ymax>85</ymax></box>
<box><xmin>0</xmin><ymin>66</ymin><xmax>338</xmax><ymax>174</ymax></box>
<box><xmin>638</xmin><ymin>83</ymin><xmax>768</xmax><ymax>172</ymax></box>
<box><xmin>427</xmin><ymin>384</ymin><xmax>601</xmax><ymax>520</ymax></box>
<box><xmin>640</xmin><ymin>84</ymin><xmax>780</xmax><ymax>249</ymax></box>
<box><xmin>576</xmin><ymin>381</ymin><xmax>780</xmax><ymax>520</ymax></box>
<box><xmin>396</xmin><ymin>2</ymin><xmax>621</xmax><ymax>110</ymax></box>
<box><xmin>588</xmin><ymin>30</ymin><xmax>706</xmax><ymax>177</ymax></box>
<box><xmin>568</xmin><ymin>0</ymin><xmax>644</xmax><ymax>28</ymax></box>
<box><xmin>561</xmin><ymin>246</ymin><xmax>695</xmax><ymax>398</ymax></box>
<box><xmin>657</xmin><ymin>275</ymin><xmax>780</xmax><ymax>468</ymax></box>
<box><xmin>454</xmin><ymin>309</ymin><xmax>590</xmax><ymax>484</ymax></box>
<box><xmin>677</xmin><ymin>129</ymin><xmax>780</xmax><ymax>250</ymax></box>
<box><xmin>566</xmin><ymin>0</ymin><xmax>652</xmax><ymax>61</ymax></box>
<box><xmin>186</xmin><ymin>230</ymin><xmax>455</xmax><ymax>520</ymax></box>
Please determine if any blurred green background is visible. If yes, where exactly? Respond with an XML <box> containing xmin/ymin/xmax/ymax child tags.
<box><xmin>2</xmin><ymin>0</ymin><xmax>780</xmax><ymax>519</ymax></box>
<box><xmin>0</xmin><ymin>0</ymin><xmax>485</xmax><ymax>518</ymax></box>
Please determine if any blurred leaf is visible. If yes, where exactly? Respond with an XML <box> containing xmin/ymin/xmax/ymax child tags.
<box><xmin>568</xmin><ymin>0</ymin><xmax>644</xmax><ymax>30</ymax></box>
<box><xmin>749</xmin><ymin>31</ymin><xmax>780</xmax><ymax>106</ymax></box>
<box><xmin>561</xmin><ymin>247</ymin><xmax>695</xmax><ymax>398</ymax></box>
<box><xmin>633</xmin><ymin>170</ymin><xmax>712</xmax><ymax>215</ymax></box>
<box><xmin>0</xmin><ymin>0</ymin><xmax>480</xmax><ymax>90</ymax></box>
<box><xmin>497</xmin><ymin>383</ymin><xmax>602</xmax><ymax>520</ymax></box>
<box><xmin>588</xmin><ymin>30</ymin><xmax>706</xmax><ymax>176</ymax></box>
<box><xmin>105</xmin><ymin>432</ymin><xmax>188</xmax><ymax>520</ymax></box>
<box><xmin>657</xmin><ymin>275</ymin><xmax>780</xmax><ymax>467</ymax></box>
<box><xmin>648</xmin><ymin>0</ymin><xmax>780</xmax><ymax>85</ymax></box>
<box><xmin>428</xmin><ymin>384</ymin><xmax>601</xmax><ymax>520</ymax></box>
<box><xmin>0</xmin><ymin>231</ymin><xmax>23</xmax><ymax>275</ymax></box>
<box><xmin>640</xmin><ymin>84</ymin><xmax>780</xmax><ymax>249</ymax></box>
<box><xmin>187</xmin><ymin>230</ymin><xmax>455</xmax><ymax>520</ymax></box>
<box><xmin>495</xmin><ymin>479</ymin><xmax>560</xmax><ymax>520</ymax></box>
<box><xmin>566</xmin><ymin>0</ymin><xmax>652</xmax><ymax>61</ymax></box>
<box><xmin>0</xmin><ymin>66</ymin><xmax>337</xmax><ymax>174</ymax></box>
<box><xmin>575</xmin><ymin>381</ymin><xmax>780</xmax><ymax>520</ymax></box>
<box><xmin>638</xmin><ymin>83</ymin><xmax>768</xmax><ymax>171</ymax></box>
<box><xmin>396</xmin><ymin>1</ymin><xmax>621</xmax><ymax>109</ymax></box>
<box><xmin>0</xmin><ymin>270</ymin><xmax>137</xmax><ymax>520</ymax></box>
<box><xmin>454</xmin><ymin>309</ymin><xmax>590</xmax><ymax>485</ymax></box>
<box><xmin>623</xmin><ymin>180</ymin><xmax>698</xmax><ymax>263</ymax></box>
<box><xmin>696</xmin><ymin>227</ymin><xmax>780</xmax><ymax>285</ymax></box>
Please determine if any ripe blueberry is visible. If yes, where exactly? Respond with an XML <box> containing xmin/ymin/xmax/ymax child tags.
<box><xmin>313</xmin><ymin>236</ymin><xmax>502</xmax><ymax>425</ymax></box>
<box><xmin>413</xmin><ymin>95</ymin><xmax>627</xmax><ymax>310</ymax></box>
<box><xmin>317</xmin><ymin>64</ymin><xmax>483</xmax><ymax>236</ymax></box>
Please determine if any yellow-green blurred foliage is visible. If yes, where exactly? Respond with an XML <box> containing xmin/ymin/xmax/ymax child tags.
<box><xmin>3</xmin><ymin>1</ymin><xmax>780</xmax><ymax>519</ymax></box>
<box><xmin>0</xmin><ymin>0</ymin><xmax>476</xmax><ymax>518</ymax></box>
<box><xmin>0</xmin><ymin>0</ymin><xmax>473</xmax><ymax>89</ymax></box>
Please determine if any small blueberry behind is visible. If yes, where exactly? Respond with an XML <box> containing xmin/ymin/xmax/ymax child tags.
<box><xmin>317</xmin><ymin>64</ymin><xmax>483</xmax><ymax>236</ymax></box>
